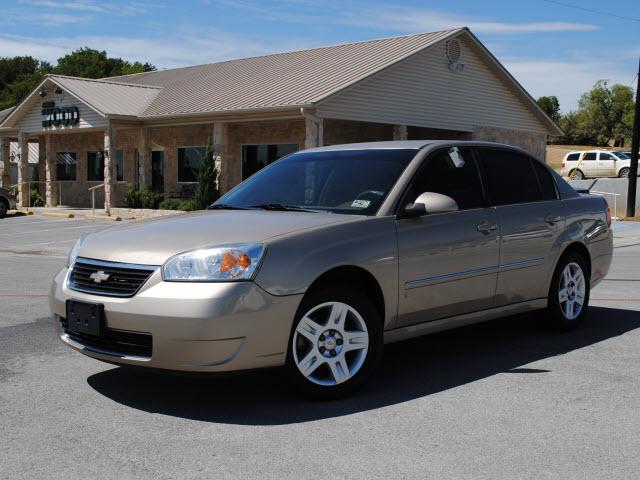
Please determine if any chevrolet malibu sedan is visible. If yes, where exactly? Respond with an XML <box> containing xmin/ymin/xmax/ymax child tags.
<box><xmin>51</xmin><ymin>141</ymin><xmax>613</xmax><ymax>399</ymax></box>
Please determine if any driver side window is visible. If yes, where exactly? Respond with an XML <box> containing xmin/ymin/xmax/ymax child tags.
<box><xmin>403</xmin><ymin>148</ymin><xmax>485</xmax><ymax>211</ymax></box>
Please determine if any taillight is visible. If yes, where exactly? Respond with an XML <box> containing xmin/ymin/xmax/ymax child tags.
<box><xmin>603</xmin><ymin>197</ymin><xmax>611</xmax><ymax>226</ymax></box>
<box><xmin>562</xmin><ymin>162</ymin><xmax>566</xmax><ymax>168</ymax></box>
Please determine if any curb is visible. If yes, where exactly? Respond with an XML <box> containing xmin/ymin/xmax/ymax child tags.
<box><xmin>85</xmin><ymin>214</ymin><xmax>122</xmax><ymax>222</ymax></box>
<box><xmin>41</xmin><ymin>211</ymin><xmax>75</xmax><ymax>219</ymax></box>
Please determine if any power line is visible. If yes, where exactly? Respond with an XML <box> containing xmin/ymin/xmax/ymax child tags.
<box><xmin>540</xmin><ymin>0</ymin><xmax>640</xmax><ymax>23</ymax></box>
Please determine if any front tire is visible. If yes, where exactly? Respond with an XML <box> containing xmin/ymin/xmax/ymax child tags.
<box><xmin>546</xmin><ymin>251</ymin><xmax>590</xmax><ymax>330</ymax></box>
<box><xmin>619</xmin><ymin>167</ymin><xmax>630</xmax><ymax>178</ymax></box>
<box><xmin>569</xmin><ymin>169</ymin><xmax>584</xmax><ymax>180</ymax></box>
<box><xmin>0</xmin><ymin>199</ymin><xmax>7</xmax><ymax>218</ymax></box>
<box><xmin>286</xmin><ymin>286</ymin><xmax>382</xmax><ymax>400</ymax></box>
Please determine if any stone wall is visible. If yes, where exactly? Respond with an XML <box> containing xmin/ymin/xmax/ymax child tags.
<box><xmin>323</xmin><ymin>119</ymin><xmax>393</xmax><ymax>145</ymax></box>
<box><xmin>408</xmin><ymin>126</ymin><xmax>471</xmax><ymax>141</ymax></box>
<box><xmin>472</xmin><ymin>126</ymin><xmax>548</xmax><ymax>162</ymax></box>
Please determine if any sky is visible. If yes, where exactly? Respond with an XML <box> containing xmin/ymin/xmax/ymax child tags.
<box><xmin>0</xmin><ymin>0</ymin><xmax>637</xmax><ymax>112</ymax></box>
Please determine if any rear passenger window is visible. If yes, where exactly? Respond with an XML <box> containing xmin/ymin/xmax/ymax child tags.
<box><xmin>531</xmin><ymin>160</ymin><xmax>557</xmax><ymax>201</ymax></box>
<box><xmin>404</xmin><ymin>148</ymin><xmax>484</xmax><ymax>210</ymax></box>
<box><xmin>600</xmin><ymin>153</ymin><xmax>613</xmax><ymax>160</ymax></box>
<box><xmin>566</xmin><ymin>153</ymin><xmax>580</xmax><ymax>161</ymax></box>
<box><xmin>477</xmin><ymin>149</ymin><xmax>542</xmax><ymax>206</ymax></box>
<box><xmin>583</xmin><ymin>152</ymin><xmax>597</xmax><ymax>161</ymax></box>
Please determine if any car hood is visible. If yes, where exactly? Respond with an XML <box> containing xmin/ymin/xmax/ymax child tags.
<box><xmin>78</xmin><ymin>210</ymin><xmax>362</xmax><ymax>265</ymax></box>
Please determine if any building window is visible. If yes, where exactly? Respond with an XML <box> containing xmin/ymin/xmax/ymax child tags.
<box><xmin>87</xmin><ymin>151</ymin><xmax>104</xmax><ymax>181</ymax></box>
<box><xmin>178</xmin><ymin>146</ymin><xmax>206</xmax><ymax>182</ymax></box>
<box><xmin>56</xmin><ymin>152</ymin><xmax>76</xmax><ymax>181</ymax></box>
<box><xmin>242</xmin><ymin>144</ymin><xmax>298</xmax><ymax>180</ymax></box>
<box><xmin>116</xmin><ymin>150</ymin><xmax>124</xmax><ymax>181</ymax></box>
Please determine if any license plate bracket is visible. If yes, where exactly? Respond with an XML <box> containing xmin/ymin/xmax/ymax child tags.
<box><xmin>66</xmin><ymin>300</ymin><xmax>103</xmax><ymax>336</ymax></box>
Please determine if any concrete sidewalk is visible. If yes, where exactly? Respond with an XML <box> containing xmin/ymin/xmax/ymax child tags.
<box><xmin>16</xmin><ymin>206</ymin><xmax>186</xmax><ymax>221</ymax></box>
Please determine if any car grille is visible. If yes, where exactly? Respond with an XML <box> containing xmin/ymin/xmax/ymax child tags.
<box><xmin>60</xmin><ymin>317</ymin><xmax>153</xmax><ymax>358</ymax></box>
<box><xmin>68</xmin><ymin>257</ymin><xmax>157</xmax><ymax>297</ymax></box>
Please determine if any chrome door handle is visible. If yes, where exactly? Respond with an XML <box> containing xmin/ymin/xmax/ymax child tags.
<box><xmin>545</xmin><ymin>214</ymin><xmax>562</xmax><ymax>224</ymax></box>
<box><xmin>477</xmin><ymin>221</ymin><xmax>497</xmax><ymax>233</ymax></box>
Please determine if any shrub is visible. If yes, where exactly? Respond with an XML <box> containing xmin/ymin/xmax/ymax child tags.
<box><xmin>124</xmin><ymin>187</ymin><xmax>163</xmax><ymax>209</ymax></box>
<box><xmin>158</xmin><ymin>199</ymin><xmax>182</xmax><ymax>210</ymax></box>
<box><xmin>30</xmin><ymin>188</ymin><xmax>45</xmax><ymax>207</ymax></box>
<box><xmin>124</xmin><ymin>187</ymin><xmax>142</xmax><ymax>208</ymax></box>
<box><xmin>139</xmin><ymin>189</ymin><xmax>164</xmax><ymax>209</ymax></box>
<box><xmin>193</xmin><ymin>140</ymin><xmax>220</xmax><ymax>210</ymax></box>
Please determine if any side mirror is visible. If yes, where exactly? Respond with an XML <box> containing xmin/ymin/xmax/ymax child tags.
<box><xmin>403</xmin><ymin>192</ymin><xmax>458</xmax><ymax>218</ymax></box>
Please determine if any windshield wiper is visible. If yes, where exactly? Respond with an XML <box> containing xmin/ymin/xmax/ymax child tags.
<box><xmin>249</xmin><ymin>203</ymin><xmax>317</xmax><ymax>212</ymax></box>
<box><xmin>208</xmin><ymin>203</ymin><xmax>251</xmax><ymax>210</ymax></box>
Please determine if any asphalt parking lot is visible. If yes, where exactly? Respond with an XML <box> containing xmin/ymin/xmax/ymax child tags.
<box><xmin>1</xmin><ymin>214</ymin><xmax>640</xmax><ymax>479</ymax></box>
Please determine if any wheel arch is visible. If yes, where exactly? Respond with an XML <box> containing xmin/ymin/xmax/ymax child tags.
<box><xmin>303</xmin><ymin>265</ymin><xmax>386</xmax><ymax>326</ymax></box>
<box><xmin>559</xmin><ymin>242</ymin><xmax>592</xmax><ymax>275</ymax></box>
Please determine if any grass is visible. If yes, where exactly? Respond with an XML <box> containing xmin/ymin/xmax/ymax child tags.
<box><xmin>622</xmin><ymin>217</ymin><xmax>640</xmax><ymax>222</ymax></box>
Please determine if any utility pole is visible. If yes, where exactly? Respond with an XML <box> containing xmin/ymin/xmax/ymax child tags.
<box><xmin>626</xmin><ymin>57</ymin><xmax>640</xmax><ymax>218</ymax></box>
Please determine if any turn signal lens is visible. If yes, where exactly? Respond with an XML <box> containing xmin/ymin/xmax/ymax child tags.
<box><xmin>162</xmin><ymin>244</ymin><xmax>264</xmax><ymax>281</ymax></box>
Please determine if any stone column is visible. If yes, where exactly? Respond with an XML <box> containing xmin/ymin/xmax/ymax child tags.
<box><xmin>137</xmin><ymin>127</ymin><xmax>150</xmax><ymax>190</ymax></box>
<box><xmin>304</xmin><ymin>114</ymin><xmax>323</xmax><ymax>149</ymax></box>
<box><xmin>0</xmin><ymin>137</ymin><xmax>10</xmax><ymax>187</ymax></box>
<box><xmin>103</xmin><ymin>123</ymin><xmax>115</xmax><ymax>215</ymax></box>
<box><xmin>213</xmin><ymin>122</ymin><xmax>228</xmax><ymax>194</ymax></box>
<box><xmin>393</xmin><ymin>125</ymin><xmax>408</xmax><ymax>141</ymax></box>
<box><xmin>44</xmin><ymin>134</ymin><xmax>58</xmax><ymax>206</ymax></box>
<box><xmin>16</xmin><ymin>132</ymin><xmax>29</xmax><ymax>208</ymax></box>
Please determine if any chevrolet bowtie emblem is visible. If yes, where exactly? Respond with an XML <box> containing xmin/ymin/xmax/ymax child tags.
<box><xmin>89</xmin><ymin>271</ymin><xmax>110</xmax><ymax>284</ymax></box>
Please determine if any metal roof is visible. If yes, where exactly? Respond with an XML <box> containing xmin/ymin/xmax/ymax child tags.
<box><xmin>51</xmin><ymin>76</ymin><xmax>161</xmax><ymax>117</ymax></box>
<box><xmin>106</xmin><ymin>29</ymin><xmax>462</xmax><ymax>117</ymax></box>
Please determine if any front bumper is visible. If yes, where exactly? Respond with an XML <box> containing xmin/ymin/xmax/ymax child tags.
<box><xmin>50</xmin><ymin>267</ymin><xmax>303</xmax><ymax>372</ymax></box>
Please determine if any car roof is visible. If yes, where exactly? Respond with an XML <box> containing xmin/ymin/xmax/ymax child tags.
<box><xmin>302</xmin><ymin>140</ymin><xmax>524</xmax><ymax>153</ymax></box>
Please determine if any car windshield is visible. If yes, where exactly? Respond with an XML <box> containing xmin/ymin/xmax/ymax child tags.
<box><xmin>216</xmin><ymin>149</ymin><xmax>417</xmax><ymax>215</ymax></box>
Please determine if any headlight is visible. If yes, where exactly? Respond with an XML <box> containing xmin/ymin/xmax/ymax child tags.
<box><xmin>67</xmin><ymin>234</ymin><xmax>88</xmax><ymax>267</ymax></box>
<box><xmin>162</xmin><ymin>243</ymin><xmax>265</xmax><ymax>281</ymax></box>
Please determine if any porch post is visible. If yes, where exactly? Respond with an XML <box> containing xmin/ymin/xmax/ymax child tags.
<box><xmin>103</xmin><ymin>123</ymin><xmax>115</xmax><ymax>215</ymax></box>
<box><xmin>393</xmin><ymin>125</ymin><xmax>408</xmax><ymax>141</ymax></box>
<box><xmin>16</xmin><ymin>131</ymin><xmax>29</xmax><ymax>208</ymax></box>
<box><xmin>44</xmin><ymin>134</ymin><xmax>57</xmax><ymax>206</ymax></box>
<box><xmin>304</xmin><ymin>113</ymin><xmax>323</xmax><ymax>149</ymax></box>
<box><xmin>137</xmin><ymin>127</ymin><xmax>150</xmax><ymax>189</ymax></box>
<box><xmin>213</xmin><ymin>122</ymin><xmax>228</xmax><ymax>194</ymax></box>
<box><xmin>0</xmin><ymin>137</ymin><xmax>9</xmax><ymax>187</ymax></box>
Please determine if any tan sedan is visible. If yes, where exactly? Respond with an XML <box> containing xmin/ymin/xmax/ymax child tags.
<box><xmin>51</xmin><ymin>141</ymin><xmax>613</xmax><ymax>399</ymax></box>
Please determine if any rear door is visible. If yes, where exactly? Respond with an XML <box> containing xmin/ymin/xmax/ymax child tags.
<box><xmin>476</xmin><ymin>148</ymin><xmax>564</xmax><ymax>306</ymax></box>
<box><xmin>597</xmin><ymin>152</ymin><xmax>616</xmax><ymax>177</ymax></box>
<box><xmin>581</xmin><ymin>152</ymin><xmax>597</xmax><ymax>176</ymax></box>
<box><xmin>396</xmin><ymin>147</ymin><xmax>499</xmax><ymax>327</ymax></box>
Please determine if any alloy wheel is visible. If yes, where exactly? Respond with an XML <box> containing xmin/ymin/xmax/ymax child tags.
<box><xmin>558</xmin><ymin>262</ymin><xmax>586</xmax><ymax>320</ymax></box>
<box><xmin>292</xmin><ymin>301</ymin><xmax>369</xmax><ymax>386</ymax></box>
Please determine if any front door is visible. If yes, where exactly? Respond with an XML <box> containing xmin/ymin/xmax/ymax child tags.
<box><xmin>151</xmin><ymin>150</ymin><xmax>164</xmax><ymax>193</ymax></box>
<box><xmin>396</xmin><ymin>147</ymin><xmax>500</xmax><ymax>327</ymax></box>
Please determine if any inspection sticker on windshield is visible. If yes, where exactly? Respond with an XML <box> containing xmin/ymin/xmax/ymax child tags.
<box><xmin>351</xmin><ymin>199</ymin><xmax>371</xmax><ymax>208</ymax></box>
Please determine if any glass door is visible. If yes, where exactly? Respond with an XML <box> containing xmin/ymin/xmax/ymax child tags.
<box><xmin>151</xmin><ymin>150</ymin><xmax>164</xmax><ymax>193</ymax></box>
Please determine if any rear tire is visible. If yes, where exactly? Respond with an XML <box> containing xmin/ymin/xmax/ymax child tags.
<box><xmin>569</xmin><ymin>169</ymin><xmax>584</xmax><ymax>180</ymax></box>
<box><xmin>546</xmin><ymin>251</ymin><xmax>590</xmax><ymax>331</ymax></box>
<box><xmin>619</xmin><ymin>167</ymin><xmax>630</xmax><ymax>178</ymax></box>
<box><xmin>0</xmin><ymin>199</ymin><xmax>8</xmax><ymax>218</ymax></box>
<box><xmin>285</xmin><ymin>286</ymin><xmax>382</xmax><ymax>400</ymax></box>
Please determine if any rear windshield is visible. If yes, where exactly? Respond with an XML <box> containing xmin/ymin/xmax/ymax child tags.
<box><xmin>567</xmin><ymin>153</ymin><xmax>580</xmax><ymax>161</ymax></box>
<box><xmin>218</xmin><ymin>149</ymin><xmax>417</xmax><ymax>215</ymax></box>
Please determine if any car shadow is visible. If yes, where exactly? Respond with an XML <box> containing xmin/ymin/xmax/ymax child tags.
<box><xmin>87</xmin><ymin>306</ymin><xmax>640</xmax><ymax>425</ymax></box>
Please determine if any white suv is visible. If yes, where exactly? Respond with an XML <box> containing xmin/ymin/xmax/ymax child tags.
<box><xmin>560</xmin><ymin>150</ymin><xmax>637</xmax><ymax>179</ymax></box>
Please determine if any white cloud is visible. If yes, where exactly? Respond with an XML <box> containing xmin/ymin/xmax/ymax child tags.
<box><xmin>0</xmin><ymin>31</ymin><xmax>313</xmax><ymax>69</ymax></box>
<box><xmin>503</xmin><ymin>59</ymin><xmax>635</xmax><ymax>111</ymax></box>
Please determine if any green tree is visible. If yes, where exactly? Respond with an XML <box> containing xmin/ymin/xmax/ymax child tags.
<box><xmin>536</xmin><ymin>95</ymin><xmax>561</xmax><ymax>123</ymax></box>
<box><xmin>0</xmin><ymin>56</ymin><xmax>52</xmax><ymax>110</ymax></box>
<box><xmin>54</xmin><ymin>48</ymin><xmax>155</xmax><ymax>79</ymax></box>
<box><xmin>193</xmin><ymin>140</ymin><xmax>220</xmax><ymax>210</ymax></box>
